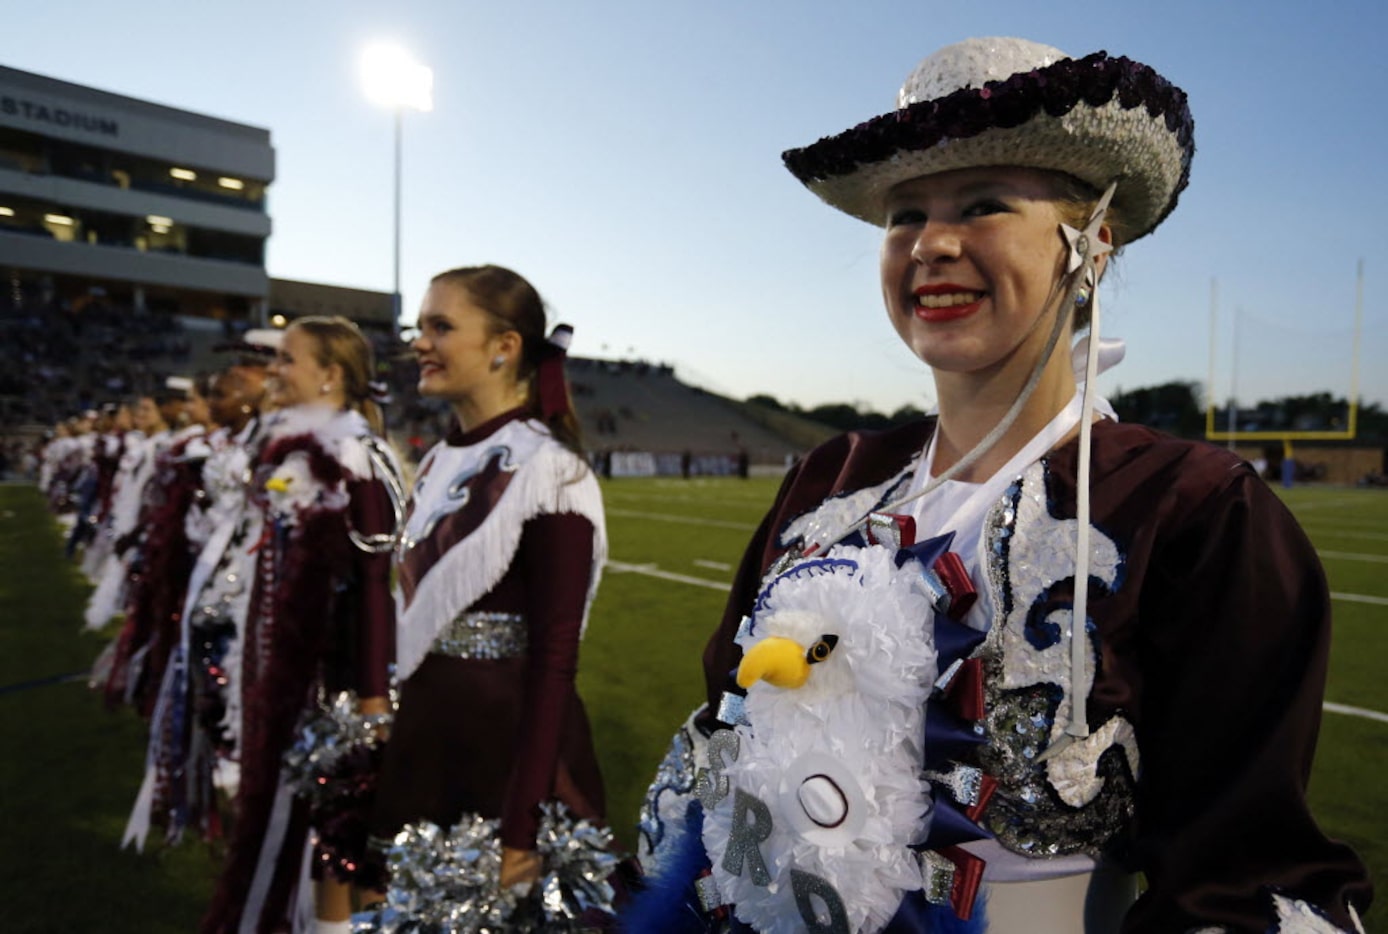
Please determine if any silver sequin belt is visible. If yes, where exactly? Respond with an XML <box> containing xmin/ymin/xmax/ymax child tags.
<box><xmin>430</xmin><ymin>611</ymin><xmax>528</xmax><ymax>660</ymax></box>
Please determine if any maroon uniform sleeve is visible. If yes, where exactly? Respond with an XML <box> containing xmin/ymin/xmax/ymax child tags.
<box><xmin>1124</xmin><ymin>466</ymin><xmax>1371</xmax><ymax>931</ymax></box>
<box><xmin>500</xmin><ymin>511</ymin><xmax>596</xmax><ymax>849</ymax></box>
<box><xmin>348</xmin><ymin>475</ymin><xmax>396</xmax><ymax>699</ymax></box>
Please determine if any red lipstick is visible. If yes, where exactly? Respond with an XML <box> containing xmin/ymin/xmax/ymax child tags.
<box><xmin>912</xmin><ymin>284</ymin><xmax>985</xmax><ymax>323</ymax></box>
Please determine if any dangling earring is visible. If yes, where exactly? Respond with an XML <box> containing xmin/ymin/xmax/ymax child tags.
<box><xmin>490</xmin><ymin>355</ymin><xmax>506</xmax><ymax>371</ymax></box>
<box><xmin>1075</xmin><ymin>288</ymin><xmax>1091</xmax><ymax>308</ymax></box>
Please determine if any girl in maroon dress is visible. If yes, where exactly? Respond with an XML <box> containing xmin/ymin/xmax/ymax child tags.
<box><xmin>632</xmin><ymin>37</ymin><xmax>1370</xmax><ymax>934</ymax></box>
<box><xmin>364</xmin><ymin>265</ymin><xmax>617</xmax><ymax>930</ymax></box>
<box><xmin>201</xmin><ymin>316</ymin><xmax>403</xmax><ymax>934</ymax></box>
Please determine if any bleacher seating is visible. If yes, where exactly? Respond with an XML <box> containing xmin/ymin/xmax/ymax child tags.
<box><xmin>1</xmin><ymin>297</ymin><xmax>829</xmax><ymax>470</ymax></box>
<box><xmin>567</xmin><ymin>358</ymin><xmax>817</xmax><ymax>466</ymax></box>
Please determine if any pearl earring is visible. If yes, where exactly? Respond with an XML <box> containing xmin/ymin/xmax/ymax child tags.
<box><xmin>320</xmin><ymin>382</ymin><xmax>332</xmax><ymax>395</ymax></box>
<box><xmin>491</xmin><ymin>355</ymin><xmax>506</xmax><ymax>371</ymax></box>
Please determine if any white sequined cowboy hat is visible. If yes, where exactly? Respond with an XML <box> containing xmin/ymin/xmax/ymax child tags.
<box><xmin>782</xmin><ymin>37</ymin><xmax>1194</xmax><ymax>245</ymax></box>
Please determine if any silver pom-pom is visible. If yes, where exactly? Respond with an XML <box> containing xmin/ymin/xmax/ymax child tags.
<box><xmin>355</xmin><ymin>815</ymin><xmax>516</xmax><ymax>932</ymax></box>
<box><xmin>282</xmin><ymin>690</ymin><xmax>391</xmax><ymax>803</ymax></box>
<box><xmin>532</xmin><ymin>801</ymin><xmax>620</xmax><ymax>925</ymax></box>
<box><xmin>354</xmin><ymin>803</ymin><xmax>619</xmax><ymax>933</ymax></box>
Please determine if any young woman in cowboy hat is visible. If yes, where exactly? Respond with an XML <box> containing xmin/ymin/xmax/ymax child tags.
<box><xmin>631</xmin><ymin>37</ymin><xmax>1370</xmax><ymax>933</ymax></box>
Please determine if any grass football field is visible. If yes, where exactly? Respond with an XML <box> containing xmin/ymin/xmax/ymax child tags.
<box><xmin>0</xmin><ymin>477</ymin><xmax>1383</xmax><ymax>931</ymax></box>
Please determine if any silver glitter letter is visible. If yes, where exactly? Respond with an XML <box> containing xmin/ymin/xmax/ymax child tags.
<box><xmin>696</xmin><ymin>729</ymin><xmax>740</xmax><ymax>810</ymax></box>
<box><xmin>791</xmin><ymin>869</ymin><xmax>851</xmax><ymax>934</ymax></box>
<box><xmin>722</xmin><ymin>789</ymin><xmax>773</xmax><ymax>886</ymax></box>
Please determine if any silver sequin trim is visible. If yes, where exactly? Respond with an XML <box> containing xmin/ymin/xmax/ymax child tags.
<box><xmin>925</xmin><ymin>762</ymin><xmax>984</xmax><ymax>807</ymax></box>
<box><xmin>430</xmin><ymin>611</ymin><xmax>527</xmax><ymax>660</ymax></box>
<box><xmin>778</xmin><ymin>470</ymin><xmax>913</xmax><ymax>553</ymax></box>
<box><xmin>695</xmin><ymin>874</ymin><xmax>725</xmax><ymax>912</ymax></box>
<box><xmin>638</xmin><ymin>727</ymin><xmax>697</xmax><ymax>855</ymax></box>
<box><xmin>918</xmin><ymin>850</ymin><xmax>955</xmax><ymax>905</ymax></box>
<box><xmin>716</xmin><ymin>691</ymin><xmax>750</xmax><ymax>726</ymax></box>
<box><xmin>975</xmin><ymin>465</ymin><xmax>1137</xmax><ymax>859</ymax></box>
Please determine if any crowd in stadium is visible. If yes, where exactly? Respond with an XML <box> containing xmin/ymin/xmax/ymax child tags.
<box><xmin>1</xmin><ymin>285</ymin><xmax>456</xmax><ymax>472</ymax></box>
<box><xmin>1</xmin><ymin>290</ymin><xmax>194</xmax><ymax>433</ymax></box>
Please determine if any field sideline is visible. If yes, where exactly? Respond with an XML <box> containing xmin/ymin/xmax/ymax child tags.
<box><xmin>0</xmin><ymin>478</ymin><xmax>1383</xmax><ymax>931</ymax></box>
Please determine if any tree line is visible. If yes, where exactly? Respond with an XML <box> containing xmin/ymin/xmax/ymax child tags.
<box><xmin>748</xmin><ymin>384</ymin><xmax>1388</xmax><ymax>442</ymax></box>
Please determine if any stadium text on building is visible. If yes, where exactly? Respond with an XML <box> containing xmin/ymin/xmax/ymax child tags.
<box><xmin>0</xmin><ymin>64</ymin><xmax>275</xmax><ymax>323</ymax></box>
<box><xmin>1</xmin><ymin>96</ymin><xmax>120</xmax><ymax>137</ymax></box>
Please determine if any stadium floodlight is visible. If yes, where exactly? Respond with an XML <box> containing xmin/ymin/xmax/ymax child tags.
<box><xmin>359</xmin><ymin>40</ymin><xmax>433</xmax><ymax>337</ymax></box>
<box><xmin>360</xmin><ymin>42</ymin><xmax>434</xmax><ymax>114</ymax></box>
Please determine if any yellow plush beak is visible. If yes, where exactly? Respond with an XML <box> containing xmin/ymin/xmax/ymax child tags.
<box><xmin>737</xmin><ymin>636</ymin><xmax>810</xmax><ymax>690</ymax></box>
<box><xmin>265</xmin><ymin>476</ymin><xmax>292</xmax><ymax>493</ymax></box>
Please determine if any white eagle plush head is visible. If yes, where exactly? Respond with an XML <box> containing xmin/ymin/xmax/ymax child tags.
<box><xmin>736</xmin><ymin>608</ymin><xmax>849</xmax><ymax>698</ymax></box>
<box><xmin>702</xmin><ymin>543</ymin><xmax>941</xmax><ymax>934</ymax></box>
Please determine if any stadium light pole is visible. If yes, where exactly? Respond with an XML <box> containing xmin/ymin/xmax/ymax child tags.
<box><xmin>360</xmin><ymin>41</ymin><xmax>433</xmax><ymax>337</ymax></box>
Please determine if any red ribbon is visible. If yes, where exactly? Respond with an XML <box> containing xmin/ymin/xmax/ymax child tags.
<box><xmin>866</xmin><ymin>512</ymin><xmax>917</xmax><ymax>549</ymax></box>
<box><xmin>933</xmin><ymin>551</ymin><xmax>977</xmax><ymax>619</ymax></box>
<box><xmin>246</xmin><ymin>516</ymin><xmax>275</xmax><ymax>554</ymax></box>
<box><xmin>963</xmin><ymin>773</ymin><xmax>998</xmax><ymax>824</ymax></box>
<box><xmin>536</xmin><ymin>324</ymin><xmax>574</xmax><ymax>420</ymax></box>
<box><xmin>940</xmin><ymin>845</ymin><xmax>986</xmax><ymax>920</ymax></box>
<box><xmin>945</xmin><ymin>657</ymin><xmax>986</xmax><ymax>722</ymax></box>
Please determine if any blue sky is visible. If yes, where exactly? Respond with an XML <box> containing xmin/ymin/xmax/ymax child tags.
<box><xmin>7</xmin><ymin>0</ymin><xmax>1386</xmax><ymax>414</ymax></box>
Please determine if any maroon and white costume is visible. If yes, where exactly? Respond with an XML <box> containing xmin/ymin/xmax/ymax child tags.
<box><xmin>365</xmin><ymin>409</ymin><xmax>615</xmax><ymax>928</ymax></box>
<box><xmin>102</xmin><ymin>422</ymin><xmax>210</xmax><ymax>714</ymax></box>
<box><xmin>639</xmin><ymin>416</ymin><xmax>1370</xmax><ymax>933</ymax></box>
<box><xmin>84</xmin><ymin>427</ymin><xmax>172</xmax><ymax>629</ymax></box>
<box><xmin>635</xmin><ymin>33</ymin><xmax>1369</xmax><ymax>934</ymax></box>
<box><xmin>123</xmin><ymin>419</ymin><xmax>262</xmax><ymax>851</ymax></box>
<box><xmin>201</xmin><ymin>407</ymin><xmax>399</xmax><ymax>934</ymax></box>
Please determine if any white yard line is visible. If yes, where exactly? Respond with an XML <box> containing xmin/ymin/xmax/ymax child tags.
<box><xmin>1318</xmin><ymin>550</ymin><xmax>1388</xmax><ymax>563</ymax></box>
<box><xmin>604</xmin><ymin>562</ymin><xmax>1388</xmax><ymax>725</ymax></box>
<box><xmin>1290</xmin><ymin>498</ymin><xmax>1375</xmax><ymax>511</ymax></box>
<box><xmin>609</xmin><ymin>557</ymin><xmax>1388</xmax><ymax>606</ymax></box>
<box><xmin>1323</xmin><ymin>701</ymin><xmax>1388</xmax><ymax>725</ymax></box>
<box><xmin>1305</xmin><ymin>529</ymin><xmax>1388</xmax><ymax>542</ymax></box>
<box><xmin>1331</xmin><ymin>592</ymin><xmax>1388</xmax><ymax>607</ymax></box>
<box><xmin>606</xmin><ymin>508</ymin><xmax>757</xmax><ymax>531</ymax></box>
<box><xmin>605</xmin><ymin>560</ymin><xmax>730</xmax><ymax>592</ymax></box>
<box><xmin>607</xmin><ymin>489</ymin><xmax>770</xmax><ymax>506</ymax></box>
<box><xmin>693</xmin><ymin>559</ymin><xmax>733</xmax><ymax>572</ymax></box>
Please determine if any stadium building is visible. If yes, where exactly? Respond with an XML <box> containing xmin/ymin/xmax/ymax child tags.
<box><xmin>0</xmin><ymin>66</ymin><xmax>815</xmax><ymax>468</ymax></box>
<box><xmin>0</xmin><ymin>66</ymin><xmax>407</xmax><ymax>434</ymax></box>
<box><xmin>0</xmin><ymin>64</ymin><xmax>272</xmax><ymax>321</ymax></box>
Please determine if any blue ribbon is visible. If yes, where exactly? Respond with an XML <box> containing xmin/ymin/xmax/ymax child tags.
<box><xmin>896</xmin><ymin>530</ymin><xmax>955</xmax><ymax>570</ymax></box>
<box><xmin>934</xmin><ymin>614</ymin><xmax>986</xmax><ymax>671</ymax></box>
<box><xmin>918</xmin><ymin>797</ymin><xmax>991</xmax><ymax>850</ymax></box>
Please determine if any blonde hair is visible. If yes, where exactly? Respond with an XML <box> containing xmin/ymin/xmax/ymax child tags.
<box><xmin>286</xmin><ymin>316</ymin><xmax>386</xmax><ymax>437</ymax></box>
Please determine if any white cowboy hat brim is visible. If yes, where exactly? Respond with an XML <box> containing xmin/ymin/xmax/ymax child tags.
<box><xmin>783</xmin><ymin>39</ymin><xmax>1194</xmax><ymax>244</ymax></box>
